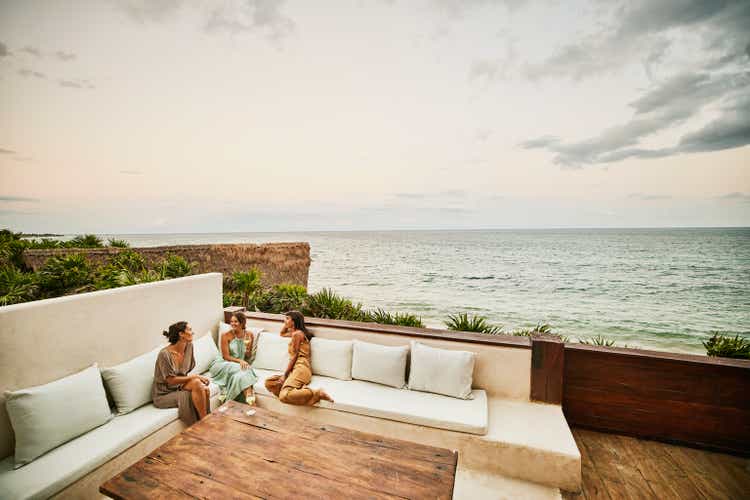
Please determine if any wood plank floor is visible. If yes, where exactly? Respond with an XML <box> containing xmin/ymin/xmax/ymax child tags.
<box><xmin>563</xmin><ymin>428</ymin><xmax>750</xmax><ymax>500</ymax></box>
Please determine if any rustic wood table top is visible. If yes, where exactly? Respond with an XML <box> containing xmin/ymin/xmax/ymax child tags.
<box><xmin>100</xmin><ymin>400</ymin><xmax>458</xmax><ymax>499</ymax></box>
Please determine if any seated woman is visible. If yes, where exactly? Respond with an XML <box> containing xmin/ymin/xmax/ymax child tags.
<box><xmin>152</xmin><ymin>321</ymin><xmax>210</xmax><ymax>425</ymax></box>
<box><xmin>264</xmin><ymin>311</ymin><xmax>334</xmax><ymax>405</ymax></box>
<box><xmin>209</xmin><ymin>312</ymin><xmax>258</xmax><ymax>404</ymax></box>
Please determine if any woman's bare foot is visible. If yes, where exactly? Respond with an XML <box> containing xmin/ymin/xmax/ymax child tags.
<box><xmin>319</xmin><ymin>389</ymin><xmax>334</xmax><ymax>403</ymax></box>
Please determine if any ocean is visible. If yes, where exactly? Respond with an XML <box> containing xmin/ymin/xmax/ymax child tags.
<box><xmin>88</xmin><ymin>228</ymin><xmax>749</xmax><ymax>355</ymax></box>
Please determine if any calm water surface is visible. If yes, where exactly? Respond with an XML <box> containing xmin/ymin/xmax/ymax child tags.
<box><xmin>85</xmin><ymin>228</ymin><xmax>749</xmax><ymax>355</ymax></box>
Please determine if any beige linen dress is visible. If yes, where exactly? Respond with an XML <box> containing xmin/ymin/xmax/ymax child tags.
<box><xmin>152</xmin><ymin>344</ymin><xmax>202</xmax><ymax>425</ymax></box>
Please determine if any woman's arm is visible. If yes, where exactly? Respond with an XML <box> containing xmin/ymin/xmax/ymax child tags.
<box><xmin>283</xmin><ymin>331</ymin><xmax>303</xmax><ymax>379</ymax></box>
<box><xmin>221</xmin><ymin>332</ymin><xmax>249</xmax><ymax>368</ymax></box>
<box><xmin>280</xmin><ymin>324</ymin><xmax>293</xmax><ymax>337</ymax></box>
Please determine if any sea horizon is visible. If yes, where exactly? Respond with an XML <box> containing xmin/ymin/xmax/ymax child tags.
<box><xmin>42</xmin><ymin>228</ymin><xmax>750</xmax><ymax>356</ymax></box>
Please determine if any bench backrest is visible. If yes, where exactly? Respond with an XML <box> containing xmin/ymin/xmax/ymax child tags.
<box><xmin>246</xmin><ymin>315</ymin><xmax>532</xmax><ymax>400</ymax></box>
<box><xmin>0</xmin><ymin>273</ymin><xmax>223</xmax><ymax>460</ymax></box>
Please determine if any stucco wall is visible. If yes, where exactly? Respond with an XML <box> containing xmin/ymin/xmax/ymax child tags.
<box><xmin>0</xmin><ymin>273</ymin><xmax>224</xmax><ymax>460</ymax></box>
<box><xmin>23</xmin><ymin>242</ymin><xmax>311</xmax><ymax>288</ymax></box>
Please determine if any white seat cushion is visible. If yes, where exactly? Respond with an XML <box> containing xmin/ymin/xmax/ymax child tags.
<box><xmin>0</xmin><ymin>404</ymin><xmax>179</xmax><ymax>500</ymax></box>
<box><xmin>253</xmin><ymin>368</ymin><xmax>488</xmax><ymax>435</ymax></box>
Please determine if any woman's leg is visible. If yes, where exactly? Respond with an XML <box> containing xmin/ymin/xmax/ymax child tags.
<box><xmin>184</xmin><ymin>379</ymin><xmax>208</xmax><ymax>419</ymax></box>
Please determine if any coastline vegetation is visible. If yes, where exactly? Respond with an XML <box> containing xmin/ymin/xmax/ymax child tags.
<box><xmin>3</xmin><ymin>229</ymin><xmax>747</xmax><ymax>359</ymax></box>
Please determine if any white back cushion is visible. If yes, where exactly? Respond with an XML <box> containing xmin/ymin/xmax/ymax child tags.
<box><xmin>408</xmin><ymin>341</ymin><xmax>476</xmax><ymax>399</ymax></box>
<box><xmin>5</xmin><ymin>365</ymin><xmax>113</xmax><ymax>468</ymax></box>
<box><xmin>101</xmin><ymin>347</ymin><xmax>161</xmax><ymax>415</ymax></box>
<box><xmin>253</xmin><ymin>332</ymin><xmax>290</xmax><ymax>371</ymax></box>
<box><xmin>351</xmin><ymin>341</ymin><xmax>409</xmax><ymax>388</ymax></box>
<box><xmin>192</xmin><ymin>333</ymin><xmax>220</xmax><ymax>374</ymax></box>
<box><xmin>310</xmin><ymin>338</ymin><xmax>353</xmax><ymax>380</ymax></box>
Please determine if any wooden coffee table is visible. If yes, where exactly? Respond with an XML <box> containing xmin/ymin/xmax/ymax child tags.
<box><xmin>100</xmin><ymin>400</ymin><xmax>458</xmax><ymax>499</ymax></box>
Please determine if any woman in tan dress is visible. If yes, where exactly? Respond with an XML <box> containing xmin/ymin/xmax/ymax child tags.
<box><xmin>264</xmin><ymin>311</ymin><xmax>334</xmax><ymax>405</ymax></box>
<box><xmin>152</xmin><ymin>321</ymin><xmax>211</xmax><ymax>425</ymax></box>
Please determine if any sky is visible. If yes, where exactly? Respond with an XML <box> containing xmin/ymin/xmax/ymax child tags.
<box><xmin>1</xmin><ymin>0</ymin><xmax>749</xmax><ymax>233</ymax></box>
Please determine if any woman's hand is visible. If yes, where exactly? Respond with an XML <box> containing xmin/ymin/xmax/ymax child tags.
<box><xmin>198</xmin><ymin>375</ymin><xmax>210</xmax><ymax>385</ymax></box>
<box><xmin>240</xmin><ymin>360</ymin><xmax>250</xmax><ymax>370</ymax></box>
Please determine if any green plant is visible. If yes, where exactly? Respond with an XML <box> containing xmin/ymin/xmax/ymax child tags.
<box><xmin>444</xmin><ymin>313</ymin><xmax>502</xmax><ymax>334</ymax></box>
<box><xmin>38</xmin><ymin>253</ymin><xmax>93</xmax><ymax>295</ymax></box>
<box><xmin>578</xmin><ymin>335</ymin><xmax>617</xmax><ymax>347</ymax></box>
<box><xmin>233</xmin><ymin>269</ymin><xmax>263</xmax><ymax>309</ymax></box>
<box><xmin>703</xmin><ymin>332</ymin><xmax>750</xmax><ymax>359</ymax></box>
<box><xmin>223</xmin><ymin>291</ymin><xmax>242</xmax><ymax>308</ymax></box>
<box><xmin>303</xmin><ymin>288</ymin><xmax>365</xmax><ymax>320</ymax></box>
<box><xmin>265</xmin><ymin>284</ymin><xmax>308</xmax><ymax>314</ymax></box>
<box><xmin>0</xmin><ymin>266</ymin><xmax>38</xmax><ymax>305</ymax></box>
<box><xmin>107</xmin><ymin>238</ymin><xmax>130</xmax><ymax>248</ymax></box>
<box><xmin>511</xmin><ymin>322</ymin><xmax>569</xmax><ymax>342</ymax></box>
<box><xmin>0</xmin><ymin>230</ymin><xmax>31</xmax><ymax>269</ymax></box>
<box><xmin>365</xmin><ymin>308</ymin><xmax>425</xmax><ymax>328</ymax></box>
<box><xmin>95</xmin><ymin>250</ymin><xmax>148</xmax><ymax>289</ymax></box>
<box><xmin>66</xmin><ymin>234</ymin><xmax>104</xmax><ymax>248</ymax></box>
<box><xmin>159</xmin><ymin>254</ymin><xmax>194</xmax><ymax>279</ymax></box>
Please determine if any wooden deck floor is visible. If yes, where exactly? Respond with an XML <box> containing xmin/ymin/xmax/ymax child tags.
<box><xmin>563</xmin><ymin>428</ymin><xmax>750</xmax><ymax>500</ymax></box>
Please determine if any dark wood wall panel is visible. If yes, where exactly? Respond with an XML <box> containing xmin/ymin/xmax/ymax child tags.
<box><xmin>563</xmin><ymin>345</ymin><xmax>750</xmax><ymax>455</ymax></box>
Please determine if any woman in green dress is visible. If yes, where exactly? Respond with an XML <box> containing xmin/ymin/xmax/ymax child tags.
<box><xmin>209</xmin><ymin>312</ymin><xmax>258</xmax><ymax>404</ymax></box>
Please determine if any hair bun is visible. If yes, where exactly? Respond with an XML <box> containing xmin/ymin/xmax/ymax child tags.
<box><xmin>162</xmin><ymin>330</ymin><xmax>169</xmax><ymax>337</ymax></box>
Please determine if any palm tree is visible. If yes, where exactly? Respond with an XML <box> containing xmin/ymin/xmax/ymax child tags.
<box><xmin>233</xmin><ymin>269</ymin><xmax>262</xmax><ymax>309</ymax></box>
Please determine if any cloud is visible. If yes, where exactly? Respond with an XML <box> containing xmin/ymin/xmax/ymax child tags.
<box><xmin>0</xmin><ymin>196</ymin><xmax>40</xmax><ymax>202</ymax></box>
<box><xmin>628</xmin><ymin>193</ymin><xmax>671</xmax><ymax>201</ymax></box>
<box><xmin>17</xmin><ymin>68</ymin><xmax>46</xmax><ymax>79</ymax></box>
<box><xmin>475</xmin><ymin>129</ymin><xmax>492</xmax><ymax>142</ymax></box>
<box><xmin>205</xmin><ymin>0</ymin><xmax>296</xmax><ymax>43</ymax></box>
<box><xmin>119</xmin><ymin>170</ymin><xmax>143</xmax><ymax>175</ymax></box>
<box><xmin>395</xmin><ymin>193</ymin><xmax>426</xmax><ymax>199</ymax></box>
<box><xmin>19</xmin><ymin>46</ymin><xmax>41</xmax><ymax>58</ymax></box>
<box><xmin>718</xmin><ymin>192</ymin><xmax>750</xmax><ymax>201</ymax></box>
<box><xmin>58</xmin><ymin>78</ymin><xmax>95</xmax><ymax>89</ymax></box>
<box><xmin>55</xmin><ymin>51</ymin><xmax>76</xmax><ymax>61</ymax></box>
<box><xmin>118</xmin><ymin>0</ymin><xmax>186</xmax><ymax>23</ymax></box>
<box><xmin>0</xmin><ymin>148</ymin><xmax>16</xmax><ymax>155</ymax></box>
<box><xmin>522</xmin><ymin>70</ymin><xmax>750</xmax><ymax>166</ymax></box>
<box><xmin>521</xmin><ymin>1</ymin><xmax>749</xmax><ymax>81</ymax></box>
<box><xmin>0</xmin><ymin>42</ymin><xmax>8</xmax><ymax>58</ymax></box>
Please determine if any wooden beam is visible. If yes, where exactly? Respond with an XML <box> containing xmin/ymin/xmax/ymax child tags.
<box><xmin>531</xmin><ymin>336</ymin><xmax>565</xmax><ymax>404</ymax></box>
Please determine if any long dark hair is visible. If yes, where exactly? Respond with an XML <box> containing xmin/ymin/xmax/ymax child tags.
<box><xmin>285</xmin><ymin>310</ymin><xmax>312</xmax><ymax>340</ymax></box>
<box><xmin>163</xmin><ymin>321</ymin><xmax>187</xmax><ymax>344</ymax></box>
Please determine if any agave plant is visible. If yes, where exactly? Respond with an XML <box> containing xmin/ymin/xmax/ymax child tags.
<box><xmin>107</xmin><ymin>238</ymin><xmax>130</xmax><ymax>248</ymax></box>
<box><xmin>703</xmin><ymin>332</ymin><xmax>750</xmax><ymax>359</ymax></box>
<box><xmin>0</xmin><ymin>266</ymin><xmax>39</xmax><ymax>305</ymax></box>
<box><xmin>444</xmin><ymin>313</ymin><xmax>502</xmax><ymax>334</ymax></box>
<box><xmin>233</xmin><ymin>269</ymin><xmax>263</xmax><ymax>309</ymax></box>
<box><xmin>303</xmin><ymin>288</ymin><xmax>365</xmax><ymax>320</ymax></box>
<box><xmin>511</xmin><ymin>322</ymin><xmax>568</xmax><ymax>341</ymax></box>
<box><xmin>38</xmin><ymin>253</ymin><xmax>94</xmax><ymax>295</ymax></box>
<box><xmin>578</xmin><ymin>335</ymin><xmax>617</xmax><ymax>347</ymax></box>
<box><xmin>365</xmin><ymin>308</ymin><xmax>425</xmax><ymax>328</ymax></box>
<box><xmin>65</xmin><ymin>234</ymin><xmax>104</xmax><ymax>248</ymax></box>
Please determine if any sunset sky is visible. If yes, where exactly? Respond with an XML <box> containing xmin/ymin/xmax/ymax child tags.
<box><xmin>1</xmin><ymin>0</ymin><xmax>748</xmax><ymax>233</ymax></box>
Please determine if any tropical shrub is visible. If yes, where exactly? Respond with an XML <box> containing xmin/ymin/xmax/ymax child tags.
<box><xmin>445</xmin><ymin>313</ymin><xmax>502</xmax><ymax>334</ymax></box>
<box><xmin>38</xmin><ymin>254</ymin><xmax>93</xmax><ymax>295</ymax></box>
<box><xmin>512</xmin><ymin>323</ymin><xmax>569</xmax><ymax>342</ymax></box>
<box><xmin>159</xmin><ymin>254</ymin><xmax>194</xmax><ymax>279</ymax></box>
<box><xmin>107</xmin><ymin>238</ymin><xmax>130</xmax><ymax>248</ymax></box>
<box><xmin>66</xmin><ymin>234</ymin><xmax>104</xmax><ymax>248</ymax></box>
<box><xmin>263</xmin><ymin>284</ymin><xmax>308</xmax><ymax>314</ymax></box>
<box><xmin>703</xmin><ymin>332</ymin><xmax>750</xmax><ymax>359</ymax></box>
<box><xmin>303</xmin><ymin>288</ymin><xmax>365</xmax><ymax>321</ymax></box>
<box><xmin>0</xmin><ymin>266</ymin><xmax>38</xmax><ymax>305</ymax></box>
<box><xmin>232</xmin><ymin>269</ymin><xmax>263</xmax><ymax>309</ymax></box>
<box><xmin>365</xmin><ymin>308</ymin><xmax>424</xmax><ymax>328</ymax></box>
<box><xmin>578</xmin><ymin>335</ymin><xmax>617</xmax><ymax>347</ymax></box>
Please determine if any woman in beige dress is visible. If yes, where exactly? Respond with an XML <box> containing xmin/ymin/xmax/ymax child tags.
<box><xmin>264</xmin><ymin>311</ymin><xmax>334</xmax><ymax>405</ymax></box>
<box><xmin>152</xmin><ymin>321</ymin><xmax>211</xmax><ymax>425</ymax></box>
